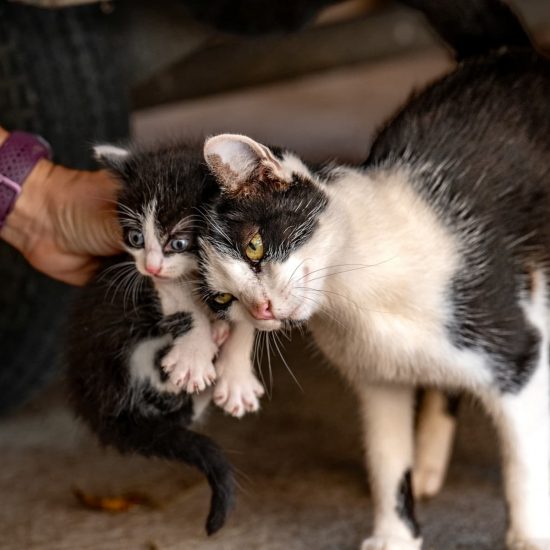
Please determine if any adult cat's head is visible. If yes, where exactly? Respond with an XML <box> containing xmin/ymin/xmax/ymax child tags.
<box><xmin>200</xmin><ymin>133</ymin><xmax>340</xmax><ymax>331</ymax></box>
<box><xmin>95</xmin><ymin>143</ymin><xmax>216</xmax><ymax>281</ymax></box>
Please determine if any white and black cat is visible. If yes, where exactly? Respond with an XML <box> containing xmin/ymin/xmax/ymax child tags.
<box><xmin>66</xmin><ymin>143</ymin><xmax>237</xmax><ymax>534</ymax></box>
<box><xmin>198</xmin><ymin>1</ymin><xmax>550</xmax><ymax>548</ymax></box>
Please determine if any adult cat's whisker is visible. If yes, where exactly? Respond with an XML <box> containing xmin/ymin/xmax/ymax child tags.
<box><xmin>271</xmin><ymin>331</ymin><xmax>303</xmax><ymax>392</ymax></box>
<box><xmin>284</xmin><ymin>257</ymin><xmax>310</xmax><ymax>291</ymax></box>
<box><xmin>294</xmin><ymin>259</ymin><xmax>395</xmax><ymax>285</ymax></box>
<box><xmin>292</xmin><ymin>262</ymin><xmax>367</xmax><ymax>284</ymax></box>
<box><xmin>296</xmin><ymin>286</ymin><xmax>389</xmax><ymax>315</ymax></box>
<box><xmin>293</xmin><ymin>292</ymin><xmax>348</xmax><ymax>330</ymax></box>
<box><xmin>264</xmin><ymin>332</ymin><xmax>274</xmax><ymax>394</ymax></box>
<box><xmin>254</xmin><ymin>333</ymin><xmax>271</xmax><ymax>399</ymax></box>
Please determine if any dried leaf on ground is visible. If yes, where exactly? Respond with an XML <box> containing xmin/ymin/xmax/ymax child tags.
<box><xmin>72</xmin><ymin>487</ymin><xmax>158</xmax><ymax>513</ymax></box>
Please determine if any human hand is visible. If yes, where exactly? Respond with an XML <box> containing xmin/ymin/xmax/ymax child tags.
<box><xmin>0</xmin><ymin>129</ymin><xmax>122</xmax><ymax>285</ymax></box>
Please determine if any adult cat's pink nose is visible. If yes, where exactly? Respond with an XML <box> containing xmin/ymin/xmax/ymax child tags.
<box><xmin>250</xmin><ymin>300</ymin><xmax>275</xmax><ymax>320</ymax></box>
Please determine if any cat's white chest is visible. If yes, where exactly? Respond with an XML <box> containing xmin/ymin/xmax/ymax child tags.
<box><xmin>304</xmin><ymin>169</ymin><xmax>493</xmax><ymax>390</ymax></box>
<box><xmin>309</xmin><ymin>309</ymin><xmax>491</xmax><ymax>390</ymax></box>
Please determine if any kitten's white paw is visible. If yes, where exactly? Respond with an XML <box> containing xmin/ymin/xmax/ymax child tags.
<box><xmin>412</xmin><ymin>464</ymin><xmax>445</xmax><ymax>499</ymax></box>
<box><xmin>211</xmin><ymin>320</ymin><xmax>230</xmax><ymax>348</ymax></box>
<box><xmin>213</xmin><ymin>370</ymin><xmax>265</xmax><ymax>418</ymax></box>
<box><xmin>507</xmin><ymin>533</ymin><xmax>550</xmax><ymax>550</ymax></box>
<box><xmin>161</xmin><ymin>341</ymin><xmax>217</xmax><ymax>394</ymax></box>
<box><xmin>361</xmin><ymin>536</ymin><xmax>422</xmax><ymax>550</ymax></box>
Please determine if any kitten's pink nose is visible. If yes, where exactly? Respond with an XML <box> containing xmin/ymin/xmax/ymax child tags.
<box><xmin>250</xmin><ymin>300</ymin><xmax>275</xmax><ymax>320</ymax></box>
<box><xmin>146</xmin><ymin>264</ymin><xmax>162</xmax><ymax>275</ymax></box>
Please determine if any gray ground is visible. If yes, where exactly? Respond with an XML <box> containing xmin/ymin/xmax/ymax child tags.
<box><xmin>0</xmin><ymin>52</ymin><xmax>509</xmax><ymax>549</ymax></box>
<box><xmin>0</xmin><ymin>335</ymin><xmax>504</xmax><ymax>550</ymax></box>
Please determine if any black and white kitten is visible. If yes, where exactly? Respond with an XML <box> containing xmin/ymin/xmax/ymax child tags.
<box><xmin>199</xmin><ymin>1</ymin><xmax>550</xmax><ymax>548</ymax></box>
<box><xmin>66</xmin><ymin>143</ymin><xmax>235</xmax><ymax>534</ymax></box>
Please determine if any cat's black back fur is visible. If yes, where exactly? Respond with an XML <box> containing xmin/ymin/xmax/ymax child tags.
<box><xmin>66</xmin><ymin>145</ymin><xmax>234</xmax><ymax>534</ymax></box>
<box><xmin>366</xmin><ymin>3</ymin><xmax>550</xmax><ymax>392</ymax></box>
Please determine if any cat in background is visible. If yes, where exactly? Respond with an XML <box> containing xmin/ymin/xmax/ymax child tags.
<box><xmin>198</xmin><ymin>1</ymin><xmax>550</xmax><ymax>548</ymax></box>
<box><xmin>66</xmin><ymin>142</ymin><xmax>259</xmax><ymax>534</ymax></box>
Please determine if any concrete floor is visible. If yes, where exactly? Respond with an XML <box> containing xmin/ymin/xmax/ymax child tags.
<box><xmin>0</xmin><ymin>51</ymin><xmax>510</xmax><ymax>549</ymax></box>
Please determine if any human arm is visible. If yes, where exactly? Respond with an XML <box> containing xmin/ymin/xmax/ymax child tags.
<box><xmin>0</xmin><ymin>127</ymin><xmax>122</xmax><ymax>285</ymax></box>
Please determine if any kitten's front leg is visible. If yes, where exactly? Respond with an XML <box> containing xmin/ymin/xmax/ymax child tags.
<box><xmin>158</xmin><ymin>309</ymin><xmax>218</xmax><ymax>393</ymax></box>
<box><xmin>156</xmin><ymin>283</ymin><xmax>218</xmax><ymax>393</ymax></box>
<box><xmin>359</xmin><ymin>383</ymin><xmax>422</xmax><ymax>550</ymax></box>
<box><xmin>213</xmin><ymin>321</ymin><xmax>264</xmax><ymax>418</ymax></box>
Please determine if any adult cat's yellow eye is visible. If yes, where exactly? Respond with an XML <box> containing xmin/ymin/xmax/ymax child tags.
<box><xmin>245</xmin><ymin>232</ymin><xmax>264</xmax><ymax>262</ymax></box>
<box><xmin>214</xmin><ymin>293</ymin><xmax>234</xmax><ymax>305</ymax></box>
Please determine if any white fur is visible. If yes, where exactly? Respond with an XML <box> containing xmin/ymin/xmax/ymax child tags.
<box><xmin>128</xmin><ymin>202</ymin><xmax>197</xmax><ymax>280</ymax></box>
<box><xmin>481</xmin><ymin>272</ymin><xmax>550</xmax><ymax>550</ymax></box>
<box><xmin>213</xmin><ymin>321</ymin><xmax>264</xmax><ymax>418</ymax></box>
<box><xmin>155</xmin><ymin>280</ymin><xmax>218</xmax><ymax>394</ymax></box>
<box><xmin>201</xmin><ymin>134</ymin><xmax>550</xmax><ymax>549</ymax></box>
<box><xmin>359</xmin><ymin>384</ymin><xmax>421</xmax><ymax>548</ymax></box>
<box><xmin>130</xmin><ymin>334</ymin><xmax>177</xmax><ymax>393</ymax></box>
<box><xmin>93</xmin><ymin>144</ymin><xmax>130</xmax><ymax>161</ymax></box>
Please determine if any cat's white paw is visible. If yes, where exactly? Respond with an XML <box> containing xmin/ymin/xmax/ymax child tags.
<box><xmin>507</xmin><ymin>533</ymin><xmax>550</xmax><ymax>550</ymax></box>
<box><xmin>211</xmin><ymin>320</ymin><xmax>231</xmax><ymax>348</ymax></box>
<box><xmin>161</xmin><ymin>340</ymin><xmax>217</xmax><ymax>394</ymax></box>
<box><xmin>361</xmin><ymin>536</ymin><xmax>422</xmax><ymax>550</ymax></box>
<box><xmin>213</xmin><ymin>369</ymin><xmax>265</xmax><ymax>418</ymax></box>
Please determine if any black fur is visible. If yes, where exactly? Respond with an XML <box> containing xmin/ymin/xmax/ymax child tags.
<box><xmin>67</xmin><ymin>145</ymin><xmax>234</xmax><ymax>534</ymax></box>
<box><xmin>400</xmin><ymin>0</ymin><xmax>532</xmax><ymax>61</ymax></box>
<box><xmin>110</xmin><ymin>143</ymin><xmax>218</xmax><ymax>248</ymax></box>
<box><xmin>180</xmin><ymin>0</ymin><xmax>340</xmax><ymax>35</ymax></box>
<box><xmin>158</xmin><ymin>311</ymin><xmax>194</xmax><ymax>339</ymax></box>
<box><xmin>395</xmin><ymin>469</ymin><xmax>420</xmax><ymax>538</ymax></box>
<box><xmin>204</xmin><ymin>173</ymin><xmax>327</xmax><ymax>264</ymax></box>
<box><xmin>365</xmin><ymin>27</ymin><xmax>549</xmax><ymax>393</ymax></box>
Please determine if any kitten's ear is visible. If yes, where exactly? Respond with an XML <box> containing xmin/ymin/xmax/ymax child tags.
<box><xmin>93</xmin><ymin>144</ymin><xmax>130</xmax><ymax>175</ymax></box>
<box><xmin>204</xmin><ymin>134</ymin><xmax>287</xmax><ymax>195</ymax></box>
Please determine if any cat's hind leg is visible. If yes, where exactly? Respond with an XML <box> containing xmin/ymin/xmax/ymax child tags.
<box><xmin>482</xmin><ymin>354</ymin><xmax>550</xmax><ymax>550</ymax></box>
<box><xmin>480</xmin><ymin>273</ymin><xmax>550</xmax><ymax>550</ymax></box>
<box><xmin>413</xmin><ymin>389</ymin><xmax>459</xmax><ymax>499</ymax></box>
<box><xmin>359</xmin><ymin>383</ymin><xmax>422</xmax><ymax>550</ymax></box>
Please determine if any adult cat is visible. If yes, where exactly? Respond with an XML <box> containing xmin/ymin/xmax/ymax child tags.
<box><xmin>198</xmin><ymin>1</ymin><xmax>549</xmax><ymax>547</ymax></box>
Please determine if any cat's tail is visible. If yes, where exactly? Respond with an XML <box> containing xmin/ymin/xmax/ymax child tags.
<box><xmin>400</xmin><ymin>0</ymin><xmax>533</xmax><ymax>60</ymax></box>
<box><xmin>100</xmin><ymin>414</ymin><xmax>235</xmax><ymax>535</ymax></box>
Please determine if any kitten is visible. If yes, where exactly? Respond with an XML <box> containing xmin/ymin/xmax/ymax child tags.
<box><xmin>199</xmin><ymin>1</ymin><xmax>550</xmax><ymax>548</ymax></box>
<box><xmin>66</xmin><ymin>143</ymin><xmax>235</xmax><ymax>534</ymax></box>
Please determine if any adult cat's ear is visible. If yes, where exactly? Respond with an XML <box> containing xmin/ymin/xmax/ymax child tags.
<box><xmin>204</xmin><ymin>134</ymin><xmax>288</xmax><ymax>195</ymax></box>
<box><xmin>93</xmin><ymin>144</ymin><xmax>130</xmax><ymax>175</ymax></box>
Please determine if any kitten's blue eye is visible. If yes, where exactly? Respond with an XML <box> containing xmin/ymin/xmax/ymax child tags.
<box><xmin>169</xmin><ymin>238</ymin><xmax>190</xmax><ymax>252</ymax></box>
<box><xmin>127</xmin><ymin>229</ymin><xmax>144</xmax><ymax>248</ymax></box>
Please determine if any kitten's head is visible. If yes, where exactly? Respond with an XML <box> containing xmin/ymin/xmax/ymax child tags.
<box><xmin>200</xmin><ymin>134</ymin><xmax>334</xmax><ymax>331</ymax></box>
<box><xmin>95</xmin><ymin>143</ymin><xmax>216</xmax><ymax>281</ymax></box>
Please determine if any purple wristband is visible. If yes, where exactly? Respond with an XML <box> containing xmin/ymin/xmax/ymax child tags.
<box><xmin>0</xmin><ymin>131</ymin><xmax>52</xmax><ymax>228</ymax></box>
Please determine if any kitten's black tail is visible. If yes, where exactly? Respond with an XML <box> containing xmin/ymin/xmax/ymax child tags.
<box><xmin>400</xmin><ymin>0</ymin><xmax>533</xmax><ymax>60</ymax></box>
<box><xmin>100</xmin><ymin>414</ymin><xmax>235</xmax><ymax>535</ymax></box>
